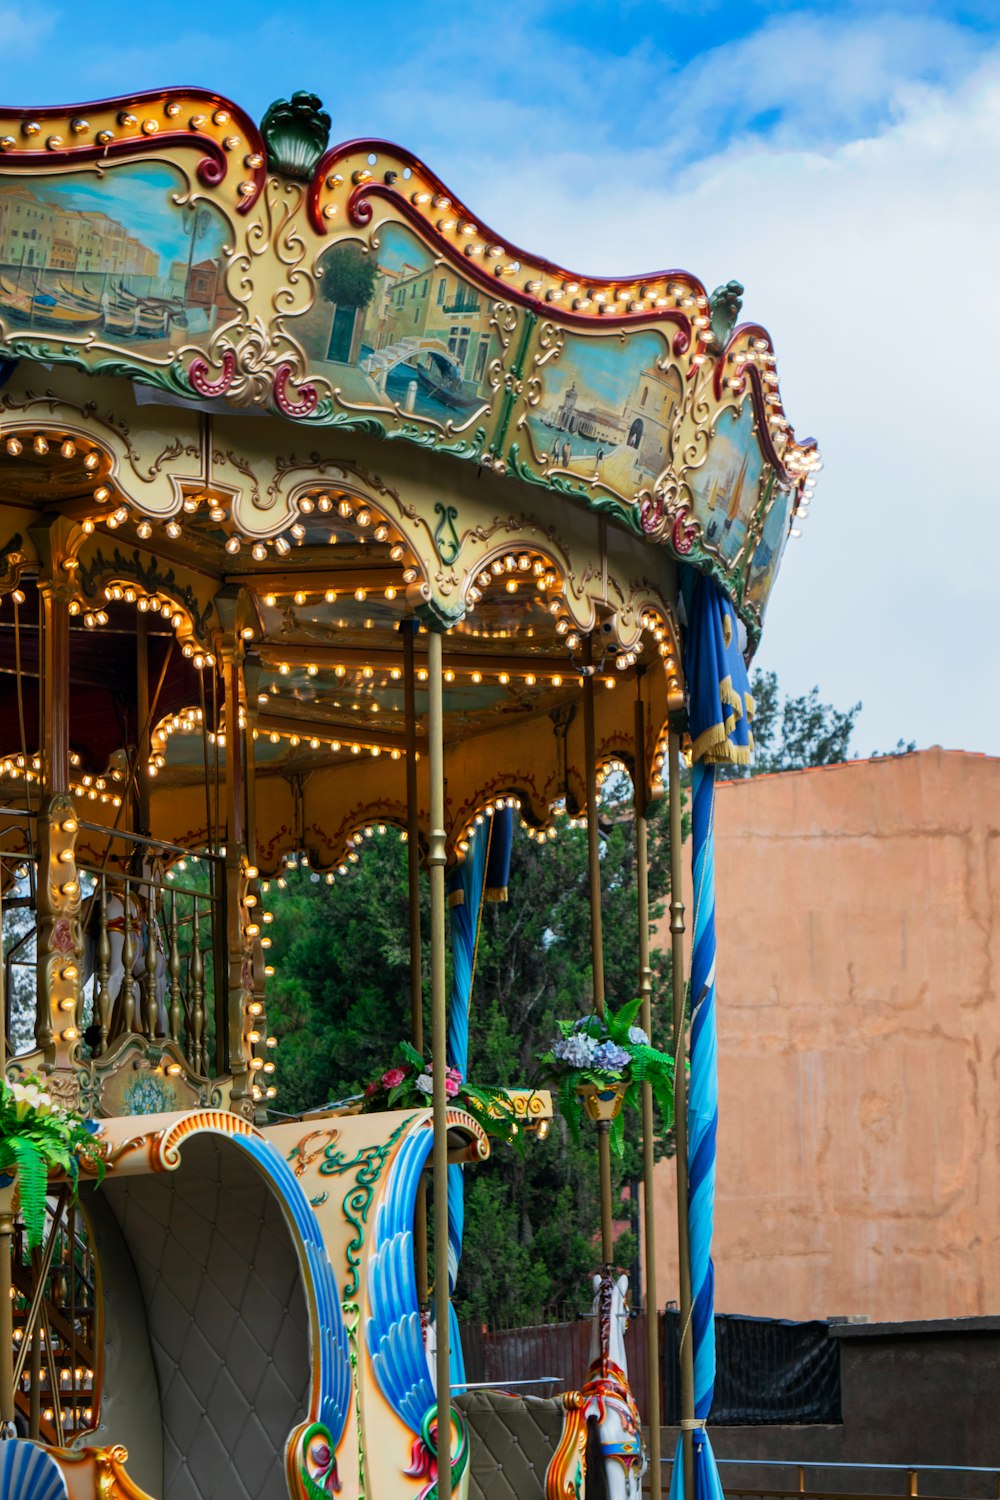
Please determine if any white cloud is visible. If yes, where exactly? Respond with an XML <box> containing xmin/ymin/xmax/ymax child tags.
<box><xmin>426</xmin><ymin>46</ymin><xmax>1000</xmax><ymax>755</ymax></box>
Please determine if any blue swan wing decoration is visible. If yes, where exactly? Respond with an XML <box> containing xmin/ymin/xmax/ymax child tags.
<box><xmin>0</xmin><ymin>1440</ymin><xmax>67</xmax><ymax>1500</ymax></box>
<box><xmin>366</xmin><ymin>1126</ymin><xmax>436</xmax><ymax>1432</ymax></box>
<box><xmin>242</xmin><ymin>1133</ymin><xmax>353</xmax><ymax>1454</ymax></box>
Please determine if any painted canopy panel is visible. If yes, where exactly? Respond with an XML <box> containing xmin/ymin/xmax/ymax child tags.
<box><xmin>0</xmin><ymin>88</ymin><xmax>818</xmax><ymax>629</ymax></box>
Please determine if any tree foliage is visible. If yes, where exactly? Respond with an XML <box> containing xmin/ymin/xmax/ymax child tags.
<box><xmin>319</xmin><ymin>244</ymin><xmax>378</xmax><ymax>309</ymax></box>
<box><xmin>265</xmin><ymin>779</ymin><xmax>682</xmax><ymax>1324</ymax></box>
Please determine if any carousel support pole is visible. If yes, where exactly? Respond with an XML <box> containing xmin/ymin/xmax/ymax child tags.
<box><xmin>220</xmin><ymin>635</ymin><xmax>251</xmax><ymax>1106</ymax></box>
<box><xmin>669</xmin><ymin>729</ymin><xmax>695</xmax><ymax>1500</ymax></box>
<box><xmin>33</xmin><ymin>535</ymin><xmax>83</xmax><ymax>1079</ymax></box>
<box><xmin>427</xmin><ymin>625</ymin><xmax>452</xmax><ymax>1490</ymax></box>
<box><xmin>582</xmin><ymin>635</ymin><xmax>613</xmax><ymax>1264</ymax></box>
<box><xmin>402</xmin><ymin>622</ymin><xmax>429</xmax><ymax>1302</ymax></box>
<box><xmin>242</xmin><ymin>673</ymin><xmax>269</xmax><ymax>1125</ymax></box>
<box><xmin>0</xmin><ymin>1181</ymin><xmax>13</xmax><ymax>1435</ymax></box>
<box><xmin>135</xmin><ymin>610</ymin><xmax>151</xmax><ymax>835</ymax></box>
<box><xmin>402</xmin><ymin>622</ymin><xmax>424</xmax><ymax>1051</ymax></box>
<box><xmin>634</xmin><ymin>680</ymin><xmax>662</xmax><ymax>1500</ymax></box>
<box><xmin>27</xmin><ymin>1264</ymin><xmax>41</xmax><ymax>1438</ymax></box>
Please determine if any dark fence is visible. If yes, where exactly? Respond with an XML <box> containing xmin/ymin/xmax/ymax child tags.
<box><xmin>458</xmin><ymin>1310</ymin><xmax>841</xmax><ymax>1427</ymax></box>
<box><xmin>458</xmin><ymin>1310</ymin><xmax>663</xmax><ymax>1417</ymax></box>
<box><xmin>663</xmin><ymin>1312</ymin><xmax>842</xmax><ymax>1425</ymax></box>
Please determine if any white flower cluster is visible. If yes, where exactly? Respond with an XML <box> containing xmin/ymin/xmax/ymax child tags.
<box><xmin>9</xmin><ymin>1081</ymin><xmax>54</xmax><ymax>1119</ymax></box>
<box><xmin>627</xmin><ymin>1025</ymin><xmax>649</xmax><ymax>1046</ymax></box>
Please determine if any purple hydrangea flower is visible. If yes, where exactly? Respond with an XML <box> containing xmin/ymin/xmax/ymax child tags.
<box><xmin>593</xmin><ymin>1041</ymin><xmax>631</xmax><ymax>1071</ymax></box>
<box><xmin>552</xmin><ymin>1033</ymin><xmax>599</xmax><ymax>1067</ymax></box>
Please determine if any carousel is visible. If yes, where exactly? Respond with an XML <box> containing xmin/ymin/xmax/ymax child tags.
<box><xmin>0</xmin><ymin>87</ymin><xmax>818</xmax><ymax>1500</ymax></box>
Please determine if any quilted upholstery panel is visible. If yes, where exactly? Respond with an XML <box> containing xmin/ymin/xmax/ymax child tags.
<box><xmin>103</xmin><ymin>1136</ymin><xmax>310</xmax><ymax>1500</ymax></box>
<box><xmin>455</xmin><ymin>1389</ymin><xmax>569</xmax><ymax>1500</ymax></box>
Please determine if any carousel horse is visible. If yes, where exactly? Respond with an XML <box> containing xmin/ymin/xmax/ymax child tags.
<box><xmin>581</xmin><ymin>1271</ymin><xmax>646</xmax><ymax>1500</ymax></box>
<box><xmin>81</xmin><ymin>856</ymin><xmax>168</xmax><ymax>1041</ymax></box>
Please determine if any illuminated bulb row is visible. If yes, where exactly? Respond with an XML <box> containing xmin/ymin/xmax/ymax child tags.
<box><xmin>262</xmin><ymin>659</ymin><xmax>581</xmax><ymax>690</ymax></box>
<box><xmin>0</xmin><ymin>105</ymin><xmax>259</xmax><ymax>200</ymax></box>
<box><xmin>3</xmin><ymin>432</ymin><xmax>102</xmax><ymax>470</ymax></box>
<box><xmin>393</xmin><ymin>179</ymin><xmax>706</xmax><ymax>313</ymax></box>
<box><xmin>251</xmin><ymin>725</ymin><xmax>406</xmax><ymax>761</ymax></box>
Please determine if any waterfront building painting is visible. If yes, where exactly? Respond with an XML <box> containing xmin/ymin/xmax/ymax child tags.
<box><xmin>689</xmin><ymin>401</ymin><xmax>765</xmax><ymax>567</ymax></box>
<box><xmin>526</xmin><ymin>330</ymin><xmax>681</xmax><ymax>496</ymax></box>
<box><xmin>0</xmin><ymin>162</ymin><xmax>232</xmax><ymax>346</ymax></box>
<box><xmin>745</xmin><ymin>478</ymin><xmax>795</xmax><ymax>615</ymax></box>
<box><xmin>297</xmin><ymin>221</ymin><xmax>499</xmax><ymax>427</ymax></box>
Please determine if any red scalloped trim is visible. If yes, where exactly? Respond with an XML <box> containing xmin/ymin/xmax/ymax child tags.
<box><xmin>711</xmin><ymin>322</ymin><xmax>818</xmax><ymax>483</ymax></box>
<box><xmin>307</xmin><ymin>138</ymin><xmax>702</xmax><ymax>352</ymax></box>
<box><xmin>0</xmin><ymin>88</ymin><xmax>266</xmax><ymax>212</ymax></box>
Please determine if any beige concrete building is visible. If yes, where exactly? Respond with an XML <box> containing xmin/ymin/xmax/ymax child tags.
<box><xmin>653</xmin><ymin>748</ymin><xmax>1000</xmax><ymax>1323</ymax></box>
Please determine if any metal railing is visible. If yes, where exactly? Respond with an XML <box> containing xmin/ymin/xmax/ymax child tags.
<box><xmin>653</xmin><ymin>1459</ymin><xmax>1000</xmax><ymax>1500</ymax></box>
<box><xmin>1</xmin><ymin>812</ymin><xmax>225</xmax><ymax>1078</ymax></box>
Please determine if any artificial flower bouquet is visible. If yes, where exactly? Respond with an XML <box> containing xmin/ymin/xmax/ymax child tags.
<box><xmin>0</xmin><ymin>1073</ymin><xmax>105</xmax><ymax>1247</ymax></box>
<box><xmin>360</xmin><ymin>1041</ymin><xmax>521</xmax><ymax>1148</ymax></box>
<box><xmin>539</xmin><ymin>997</ymin><xmax>675</xmax><ymax>1154</ymax></box>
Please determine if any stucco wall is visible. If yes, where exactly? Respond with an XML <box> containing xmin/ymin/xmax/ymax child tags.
<box><xmin>652</xmin><ymin>749</ymin><xmax>1000</xmax><ymax>1322</ymax></box>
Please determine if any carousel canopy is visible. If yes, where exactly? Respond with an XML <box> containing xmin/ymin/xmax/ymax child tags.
<box><xmin>0</xmin><ymin>87</ymin><xmax>818</xmax><ymax>874</ymax></box>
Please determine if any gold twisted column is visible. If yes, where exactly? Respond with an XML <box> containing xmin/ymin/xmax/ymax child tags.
<box><xmin>426</xmin><ymin>626</ymin><xmax>451</xmax><ymax>1486</ymax></box>
<box><xmin>635</xmin><ymin>682</ymin><xmax>662</xmax><ymax>1499</ymax></box>
<box><xmin>582</xmin><ymin>637</ymin><xmax>613</xmax><ymax>1264</ymax></box>
<box><xmin>35</xmin><ymin>575</ymin><xmax>82</xmax><ymax>1080</ymax></box>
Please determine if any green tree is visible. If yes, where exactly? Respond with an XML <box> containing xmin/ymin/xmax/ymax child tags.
<box><xmin>319</xmin><ymin>244</ymin><xmax>378</xmax><ymax>309</ymax></box>
<box><xmin>265</xmin><ymin>777</ymin><xmax>684</xmax><ymax>1323</ymax></box>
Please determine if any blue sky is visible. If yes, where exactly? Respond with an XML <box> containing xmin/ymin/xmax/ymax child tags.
<box><xmin>4</xmin><ymin>1</ymin><xmax>1000</xmax><ymax>754</ymax></box>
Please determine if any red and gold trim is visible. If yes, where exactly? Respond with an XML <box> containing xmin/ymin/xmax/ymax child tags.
<box><xmin>309</xmin><ymin>137</ymin><xmax>704</xmax><ymax>348</ymax></box>
<box><xmin>0</xmin><ymin>89</ymin><xmax>266</xmax><ymax>212</ymax></box>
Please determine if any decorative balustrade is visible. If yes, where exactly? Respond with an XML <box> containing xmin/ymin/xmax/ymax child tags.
<box><xmin>1</xmin><ymin>810</ymin><xmax>227</xmax><ymax>1088</ymax></box>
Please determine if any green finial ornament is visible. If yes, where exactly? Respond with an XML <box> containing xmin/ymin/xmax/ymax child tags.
<box><xmin>708</xmin><ymin>280</ymin><xmax>745</xmax><ymax>351</ymax></box>
<box><xmin>260</xmin><ymin>92</ymin><xmax>332</xmax><ymax>181</ymax></box>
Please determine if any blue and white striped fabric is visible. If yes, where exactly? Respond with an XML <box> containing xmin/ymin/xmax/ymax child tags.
<box><xmin>444</xmin><ymin>820</ymin><xmax>491</xmax><ymax>1391</ymax></box>
<box><xmin>670</xmin><ymin>570</ymin><xmax>752</xmax><ymax>1493</ymax></box>
<box><xmin>444</xmin><ymin>807</ymin><xmax>514</xmax><ymax>1389</ymax></box>
<box><xmin>668</xmin><ymin>1426</ymin><xmax>726</xmax><ymax>1500</ymax></box>
<box><xmin>688</xmin><ymin>760</ymin><xmax>719</xmax><ymax>1420</ymax></box>
<box><xmin>0</xmin><ymin>1440</ymin><xmax>68</xmax><ymax>1500</ymax></box>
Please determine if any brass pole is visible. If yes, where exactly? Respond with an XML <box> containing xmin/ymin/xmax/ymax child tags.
<box><xmin>0</xmin><ymin>1192</ymin><xmax>14</xmax><ymax>1433</ymax></box>
<box><xmin>403</xmin><ymin>623</ymin><xmax>429</xmax><ymax>1303</ymax></box>
<box><xmin>135</xmin><ymin>612</ymin><xmax>151</xmax><ymax>836</ymax></box>
<box><xmin>427</xmin><ymin>627</ymin><xmax>451</xmax><ymax>1490</ymax></box>
<box><xmin>582</xmin><ymin>636</ymin><xmax>613</xmax><ymax>1264</ymax></box>
<box><xmin>635</xmin><ymin>683</ymin><xmax>662</xmax><ymax>1500</ymax></box>
<box><xmin>669</xmin><ymin>729</ymin><xmax>695</xmax><ymax>1500</ymax></box>
<box><xmin>221</xmin><ymin>652</ymin><xmax>248</xmax><ymax>1094</ymax></box>
<box><xmin>402</xmin><ymin>624</ymin><xmax>423</xmax><ymax>1052</ymax></box>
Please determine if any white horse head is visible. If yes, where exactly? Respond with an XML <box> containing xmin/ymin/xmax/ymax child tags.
<box><xmin>582</xmin><ymin>1270</ymin><xmax>646</xmax><ymax>1500</ymax></box>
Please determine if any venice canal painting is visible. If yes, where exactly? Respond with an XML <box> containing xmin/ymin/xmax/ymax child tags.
<box><xmin>524</xmin><ymin>328</ymin><xmax>682</xmax><ymax>497</ymax></box>
<box><xmin>297</xmin><ymin>221</ymin><xmax>501</xmax><ymax>429</ymax></box>
<box><xmin>0</xmin><ymin>162</ymin><xmax>232</xmax><ymax>349</ymax></box>
<box><xmin>688</xmin><ymin>401</ymin><xmax>765</xmax><ymax>568</ymax></box>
